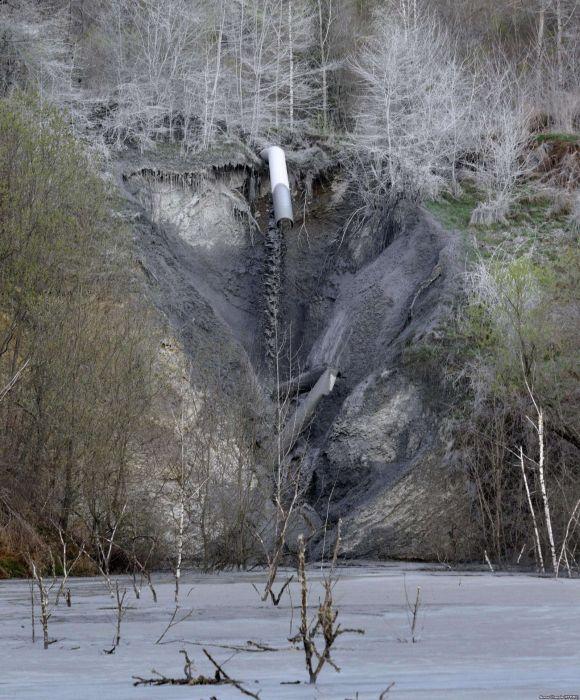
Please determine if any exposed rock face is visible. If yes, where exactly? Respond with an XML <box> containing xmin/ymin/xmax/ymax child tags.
<box><xmin>121</xmin><ymin>147</ymin><xmax>468</xmax><ymax>561</ymax></box>
<box><xmin>322</xmin><ymin>370</ymin><xmax>431</xmax><ymax>506</ymax></box>
<box><xmin>311</xmin><ymin>368</ymin><xmax>468</xmax><ymax>561</ymax></box>
<box><xmin>121</xmin><ymin>160</ymin><xmax>264</xmax><ymax>388</ymax></box>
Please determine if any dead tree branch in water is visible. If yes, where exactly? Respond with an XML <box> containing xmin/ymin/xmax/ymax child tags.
<box><xmin>133</xmin><ymin>648</ymin><xmax>260</xmax><ymax>698</ymax></box>
<box><xmin>292</xmin><ymin>521</ymin><xmax>364</xmax><ymax>683</ymax></box>
<box><xmin>103</xmin><ymin>580</ymin><xmax>128</xmax><ymax>654</ymax></box>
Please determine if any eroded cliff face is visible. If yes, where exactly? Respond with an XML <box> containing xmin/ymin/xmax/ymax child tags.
<box><xmin>120</xmin><ymin>144</ymin><xmax>469</xmax><ymax>561</ymax></box>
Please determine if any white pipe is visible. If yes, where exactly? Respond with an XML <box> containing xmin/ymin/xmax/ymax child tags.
<box><xmin>260</xmin><ymin>146</ymin><xmax>293</xmax><ymax>226</ymax></box>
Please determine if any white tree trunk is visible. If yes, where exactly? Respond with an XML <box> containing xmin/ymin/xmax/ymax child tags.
<box><xmin>519</xmin><ymin>445</ymin><xmax>545</xmax><ymax>573</ymax></box>
<box><xmin>555</xmin><ymin>0</ymin><xmax>563</xmax><ymax>86</ymax></box>
<box><xmin>536</xmin><ymin>409</ymin><xmax>558</xmax><ymax>574</ymax></box>
<box><xmin>317</xmin><ymin>0</ymin><xmax>330</xmax><ymax>130</ymax></box>
<box><xmin>174</xmin><ymin>495</ymin><xmax>184</xmax><ymax>603</ymax></box>
<box><xmin>175</xmin><ymin>407</ymin><xmax>186</xmax><ymax>604</ymax></box>
<box><xmin>288</xmin><ymin>0</ymin><xmax>294</xmax><ymax>130</ymax></box>
<box><xmin>205</xmin><ymin>9</ymin><xmax>224</xmax><ymax>146</ymax></box>
<box><xmin>536</xmin><ymin>1</ymin><xmax>546</xmax><ymax>62</ymax></box>
<box><xmin>557</xmin><ymin>498</ymin><xmax>580</xmax><ymax>578</ymax></box>
<box><xmin>274</xmin><ymin>3</ymin><xmax>282</xmax><ymax>129</ymax></box>
<box><xmin>238</xmin><ymin>0</ymin><xmax>245</xmax><ymax>123</ymax></box>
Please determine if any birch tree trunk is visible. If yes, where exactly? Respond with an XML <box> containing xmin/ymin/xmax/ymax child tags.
<box><xmin>519</xmin><ymin>446</ymin><xmax>545</xmax><ymax>573</ymax></box>
<box><xmin>536</xmin><ymin>0</ymin><xmax>546</xmax><ymax>62</ymax></box>
<box><xmin>174</xmin><ymin>495</ymin><xmax>184</xmax><ymax>603</ymax></box>
<box><xmin>317</xmin><ymin>0</ymin><xmax>331</xmax><ymax>130</ymax></box>
<box><xmin>175</xmin><ymin>408</ymin><xmax>186</xmax><ymax>604</ymax></box>
<box><xmin>535</xmin><ymin>409</ymin><xmax>558</xmax><ymax>573</ymax></box>
<box><xmin>288</xmin><ymin>0</ymin><xmax>294</xmax><ymax>130</ymax></box>
<box><xmin>205</xmin><ymin>7</ymin><xmax>224</xmax><ymax>147</ymax></box>
<box><xmin>555</xmin><ymin>0</ymin><xmax>563</xmax><ymax>86</ymax></box>
<box><xmin>238</xmin><ymin>0</ymin><xmax>245</xmax><ymax>124</ymax></box>
<box><xmin>274</xmin><ymin>3</ymin><xmax>282</xmax><ymax>129</ymax></box>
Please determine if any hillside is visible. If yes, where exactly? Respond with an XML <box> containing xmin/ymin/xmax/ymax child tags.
<box><xmin>0</xmin><ymin>0</ymin><xmax>578</xmax><ymax>579</ymax></box>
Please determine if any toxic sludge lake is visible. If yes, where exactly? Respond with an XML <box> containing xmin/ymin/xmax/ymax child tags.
<box><xmin>1</xmin><ymin>563</ymin><xmax>579</xmax><ymax>699</ymax></box>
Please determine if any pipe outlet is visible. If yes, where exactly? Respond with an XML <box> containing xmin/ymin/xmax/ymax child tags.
<box><xmin>260</xmin><ymin>146</ymin><xmax>293</xmax><ymax>227</ymax></box>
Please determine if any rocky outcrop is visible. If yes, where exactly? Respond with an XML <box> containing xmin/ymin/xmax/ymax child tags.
<box><xmin>310</xmin><ymin>368</ymin><xmax>469</xmax><ymax>561</ymax></box>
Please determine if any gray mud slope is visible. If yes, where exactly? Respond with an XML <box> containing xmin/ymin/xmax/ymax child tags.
<box><xmin>121</xmin><ymin>153</ymin><xmax>468</xmax><ymax>561</ymax></box>
<box><xmin>306</xmin><ymin>206</ymin><xmax>466</xmax><ymax>560</ymax></box>
<box><xmin>120</xmin><ymin>157</ymin><xmax>264</xmax><ymax>387</ymax></box>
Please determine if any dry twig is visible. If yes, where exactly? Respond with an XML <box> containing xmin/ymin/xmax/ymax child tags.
<box><xmin>133</xmin><ymin>649</ymin><xmax>260</xmax><ymax>698</ymax></box>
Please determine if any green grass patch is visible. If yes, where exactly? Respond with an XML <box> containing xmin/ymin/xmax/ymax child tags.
<box><xmin>510</xmin><ymin>193</ymin><xmax>569</xmax><ymax>228</ymax></box>
<box><xmin>534</xmin><ymin>132</ymin><xmax>579</xmax><ymax>144</ymax></box>
<box><xmin>427</xmin><ymin>182</ymin><xmax>573</xmax><ymax>264</ymax></box>
<box><xmin>425</xmin><ymin>185</ymin><xmax>481</xmax><ymax>232</ymax></box>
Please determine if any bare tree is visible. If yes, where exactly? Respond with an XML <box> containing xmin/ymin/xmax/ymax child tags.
<box><xmin>351</xmin><ymin>10</ymin><xmax>473</xmax><ymax>203</ymax></box>
<box><xmin>517</xmin><ymin>390</ymin><xmax>579</xmax><ymax>578</ymax></box>
<box><xmin>519</xmin><ymin>446</ymin><xmax>545</xmax><ymax>573</ymax></box>
<box><xmin>104</xmin><ymin>580</ymin><xmax>128</xmax><ymax>654</ymax></box>
<box><xmin>316</xmin><ymin>0</ymin><xmax>333</xmax><ymax>130</ymax></box>
<box><xmin>0</xmin><ymin>0</ymin><xmax>73</xmax><ymax>101</ymax></box>
<box><xmin>256</xmin><ymin>329</ymin><xmax>320</xmax><ymax>606</ymax></box>
<box><xmin>536</xmin><ymin>0</ymin><xmax>550</xmax><ymax>61</ymax></box>
<box><xmin>557</xmin><ymin>498</ymin><xmax>580</xmax><ymax>577</ymax></box>
<box><xmin>404</xmin><ymin>582</ymin><xmax>422</xmax><ymax>643</ymax></box>
<box><xmin>128</xmin><ymin>539</ymin><xmax>158</xmax><ymax>602</ymax></box>
<box><xmin>91</xmin><ymin>504</ymin><xmax>127</xmax><ymax>596</ymax></box>
<box><xmin>526</xmin><ymin>398</ymin><xmax>557</xmax><ymax>573</ymax></box>
<box><xmin>291</xmin><ymin>522</ymin><xmax>364</xmax><ymax>684</ymax></box>
<box><xmin>470</xmin><ymin>73</ymin><xmax>531</xmax><ymax>225</ymax></box>
<box><xmin>201</xmin><ymin>1</ymin><xmax>225</xmax><ymax>147</ymax></box>
<box><xmin>54</xmin><ymin>526</ymin><xmax>85</xmax><ymax>606</ymax></box>
<box><xmin>27</xmin><ymin>557</ymin><xmax>58</xmax><ymax>649</ymax></box>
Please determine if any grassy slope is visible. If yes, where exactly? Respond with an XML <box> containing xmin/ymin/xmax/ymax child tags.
<box><xmin>407</xmin><ymin>169</ymin><xmax>577</xmax><ymax>386</ymax></box>
<box><xmin>424</xmin><ymin>183</ymin><xmax>574</xmax><ymax>263</ymax></box>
